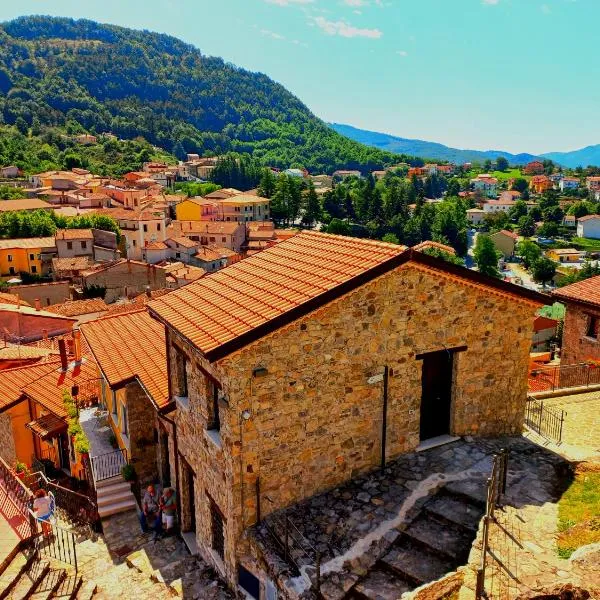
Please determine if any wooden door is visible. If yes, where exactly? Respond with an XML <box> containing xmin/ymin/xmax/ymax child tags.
<box><xmin>420</xmin><ymin>351</ymin><xmax>453</xmax><ymax>441</ymax></box>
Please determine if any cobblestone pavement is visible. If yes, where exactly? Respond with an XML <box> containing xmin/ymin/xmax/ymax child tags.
<box><xmin>254</xmin><ymin>437</ymin><xmax>579</xmax><ymax>600</ymax></box>
<box><xmin>543</xmin><ymin>390</ymin><xmax>600</xmax><ymax>449</ymax></box>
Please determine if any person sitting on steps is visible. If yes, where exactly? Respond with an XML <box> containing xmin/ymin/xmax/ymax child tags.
<box><xmin>159</xmin><ymin>487</ymin><xmax>177</xmax><ymax>537</ymax></box>
<box><xmin>139</xmin><ymin>484</ymin><xmax>161</xmax><ymax>534</ymax></box>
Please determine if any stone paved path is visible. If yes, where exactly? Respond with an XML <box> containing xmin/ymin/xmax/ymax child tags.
<box><xmin>544</xmin><ymin>390</ymin><xmax>600</xmax><ymax>449</ymax></box>
<box><xmin>0</xmin><ymin>508</ymin><xmax>19</xmax><ymax>564</ymax></box>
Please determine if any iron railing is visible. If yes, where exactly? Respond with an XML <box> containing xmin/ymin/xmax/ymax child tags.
<box><xmin>0</xmin><ymin>456</ymin><xmax>35</xmax><ymax>538</ymax></box>
<box><xmin>524</xmin><ymin>398</ymin><xmax>566</xmax><ymax>444</ymax></box>
<box><xmin>90</xmin><ymin>448</ymin><xmax>128</xmax><ymax>483</ymax></box>
<box><xmin>476</xmin><ymin>449</ymin><xmax>509</xmax><ymax>600</ymax></box>
<box><xmin>528</xmin><ymin>362</ymin><xmax>600</xmax><ymax>393</ymax></box>
<box><xmin>27</xmin><ymin>509</ymin><xmax>78</xmax><ymax>571</ymax></box>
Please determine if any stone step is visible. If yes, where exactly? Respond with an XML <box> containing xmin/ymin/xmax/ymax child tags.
<box><xmin>94</xmin><ymin>476</ymin><xmax>124</xmax><ymax>490</ymax></box>
<box><xmin>443</xmin><ymin>480</ymin><xmax>488</xmax><ymax>509</ymax></box>
<box><xmin>29</xmin><ymin>569</ymin><xmax>67</xmax><ymax>600</ymax></box>
<box><xmin>96</xmin><ymin>489</ymin><xmax>136</xmax><ymax>508</ymax></box>
<box><xmin>353</xmin><ymin>567</ymin><xmax>414</xmax><ymax>599</ymax></box>
<box><xmin>98</xmin><ymin>499</ymin><xmax>137</xmax><ymax>519</ymax></box>
<box><xmin>0</xmin><ymin>552</ymin><xmax>36</xmax><ymax>600</ymax></box>
<box><xmin>402</xmin><ymin>514</ymin><xmax>474</xmax><ymax>562</ymax></box>
<box><xmin>423</xmin><ymin>494</ymin><xmax>485</xmax><ymax>533</ymax></box>
<box><xmin>380</xmin><ymin>540</ymin><xmax>455</xmax><ymax>587</ymax></box>
<box><xmin>74</xmin><ymin>580</ymin><xmax>97</xmax><ymax>600</ymax></box>
<box><xmin>49</xmin><ymin>574</ymin><xmax>82</xmax><ymax>599</ymax></box>
<box><xmin>94</xmin><ymin>481</ymin><xmax>132</xmax><ymax>498</ymax></box>
<box><xmin>6</xmin><ymin>559</ymin><xmax>49</xmax><ymax>600</ymax></box>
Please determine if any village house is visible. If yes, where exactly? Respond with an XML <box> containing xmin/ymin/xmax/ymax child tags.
<box><xmin>546</xmin><ymin>248</ymin><xmax>586</xmax><ymax>263</ymax></box>
<box><xmin>146</xmin><ymin>231</ymin><xmax>547</xmax><ymax>592</ymax></box>
<box><xmin>531</xmin><ymin>315</ymin><xmax>558</xmax><ymax>353</ymax></box>
<box><xmin>0</xmin><ymin>166</ymin><xmax>19</xmax><ymax>178</ymax></box>
<box><xmin>332</xmin><ymin>169</ymin><xmax>362</xmax><ymax>180</ymax></box>
<box><xmin>585</xmin><ymin>176</ymin><xmax>600</xmax><ymax>193</ymax></box>
<box><xmin>489</xmin><ymin>229</ymin><xmax>518</xmax><ymax>259</ymax></box>
<box><xmin>466</xmin><ymin>208</ymin><xmax>486</xmax><ymax>225</ymax></box>
<box><xmin>0</xmin><ymin>236</ymin><xmax>57</xmax><ymax>277</ymax></box>
<box><xmin>75</xmin><ymin>133</ymin><xmax>97</xmax><ymax>145</ymax></box>
<box><xmin>563</xmin><ymin>214</ymin><xmax>577</xmax><ymax>228</ymax></box>
<box><xmin>553</xmin><ymin>275</ymin><xmax>600</xmax><ymax>364</ymax></box>
<box><xmin>0</xmin><ymin>199</ymin><xmax>52</xmax><ymax>213</ymax></box>
<box><xmin>164</xmin><ymin>263</ymin><xmax>206</xmax><ymax>288</ymax></box>
<box><xmin>7</xmin><ymin>281</ymin><xmax>71</xmax><ymax>308</ymax></box>
<box><xmin>0</xmin><ymin>302</ymin><xmax>76</xmax><ymax>343</ymax></box>
<box><xmin>498</xmin><ymin>190</ymin><xmax>521</xmax><ymax>202</ymax></box>
<box><xmin>559</xmin><ymin>177</ymin><xmax>580</xmax><ymax>192</ymax></box>
<box><xmin>55</xmin><ymin>229</ymin><xmax>95</xmax><ymax>258</ymax></box>
<box><xmin>176</xmin><ymin>195</ymin><xmax>270</xmax><ymax>223</ymax></box>
<box><xmin>81</xmin><ymin>259</ymin><xmax>169</xmax><ymax>303</ymax></box>
<box><xmin>51</xmin><ymin>257</ymin><xmax>95</xmax><ymax>286</ymax></box>
<box><xmin>482</xmin><ymin>199</ymin><xmax>514</xmax><ymax>213</ymax></box>
<box><xmin>529</xmin><ymin>175</ymin><xmax>553</xmax><ymax>194</ymax></box>
<box><xmin>46</xmin><ymin>298</ymin><xmax>109</xmax><ymax>325</ymax></box>
<box><xmin>167</xmin><ymin>221</ymin><xmax>246</xmax><ymax>253</ymax></box>
<box><xmin>471</xmin><ymin>174</ymin><xmax>498</xmax><ymax>198</ymax></box>
<box><xmin>576</xmin><ymin>214</ymin><xmax>600</xmax><ymax>239</ymax></box>
<box><xmin>523</xmin><ymin>160</ymin><xmax>545</xmax><ymax>175</ymax></box>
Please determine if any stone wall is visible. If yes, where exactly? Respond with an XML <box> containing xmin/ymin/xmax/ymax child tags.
<box><xmin>561</xmin><ymin>302</ymin><xmax>600</xmax><ymax>365</ymax></box>
<box><xmin>0</xmin><ymin>412</ymin><xmax>16</xmax><ymax>465</ymax></box>
<box><xmin>8</xmin><ymin>281</ymin><xmax>70</xmax><ymax>308</ymax></box>
<box><xmin>126</xmin><ymin>381</ymin><xmax>159</xmax><ymax>486</ymax></box>
<box><xmin>168</xmin><ymin>262</ymin><xmax>539</xmax><ymax>585</ymax></box>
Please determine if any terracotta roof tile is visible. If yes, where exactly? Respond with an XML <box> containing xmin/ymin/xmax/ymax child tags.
<box><xmin>52</xmin><ymin>256</ymin><xmax>95</xmax><ymax>272</ymax></box>
<box><xmin>81</xmin><ymin>309</ymin><xmax>168</xmax><ymax>408</ymax></box>
<box><xmin>26</xmin><ymin>413</ymin><xmax>67</xmax><ymax>440</ymax></box>
<box><xmin>0</xmin><ymin>360</ymin><xmax>62</xmax><ymax>410</ymax></box>
<box><xmin>412</xmin><ymin>241</ymin><xmax>457</xmax><ymax>255</ymax></box>
<box><xmin>0</xmin><ymin>237</ymin><xmax>56</xmax><ymax>250</ymax></box>
<box><xmin>0</xmin><ymin>292</ymin><xmax>31</xmax><ymax>307</ymax></box>
<box><xmin>577</xmin><ymin>214</ymin><xmax>600</xmax><ymax>222</ymax></box>
<box><xmin>55</xmin><ymin>229</ymin><xmax>94</xmax><ymax>240</ymax></box>
<box><xmin>0</xmin><ymin>199</ymin><xmax>52</xmax><ymax>212</ymax></box>
<box><xmin>46</xmin><ymin>299</ymin><xmax>108</xmax><ymax>317</ymax></box>
<box><xmin>533</xmin><ymin>315</ymin><xmax>558</xmax><ymax>332</ymax></box>
<box><xmin>552</xmin><ymin>274</ymin><xmax>600</xmax><ymax>308</ymax></box>
<box><xmin>149</xmin><ymin>231</ymin><xmax>406</xmax><ymax>358</ymax></box>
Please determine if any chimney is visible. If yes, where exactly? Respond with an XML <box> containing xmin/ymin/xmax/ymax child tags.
<box><xmin>42</xmin><ymin>329</ymin><xmax>48</xmax><ymax>340</ymax></box>
<box><xmin>58</xmin><ymin>339</ymin><xmax>68</xmax><ymax>371</ymax></box>
<box><xmin>35</xmin><ymin>298</ymin><xmax>41</xmax><ymax>311</ymax></box>
<box><xmin>72</xmin><ymin>328</ymin><xmax>82</xmax><ymax>363</ymax></box>
<box><xmin>145</xmin><ymin>285</ymin><xmax>152</xmax><ymax>299</ymax></box>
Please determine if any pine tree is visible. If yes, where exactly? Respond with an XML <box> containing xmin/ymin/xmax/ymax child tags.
<box><xmin>258</xmin><ymin>169</ymin><xmax>276</xmax><ymax>198</ymax></box>
<box><xmin>303</xmin><ymin>180</ymin><xmax>321</xmax><ymax>228</ymax></box>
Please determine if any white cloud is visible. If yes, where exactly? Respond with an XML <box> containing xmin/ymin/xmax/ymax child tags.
<box><xmin>265</xmin><ymin>0</ymin><xmax>314</xmax><ymax>5</ymax></box>
<box><xmin>313</xmin><ymin>16</ymin><xmax>383</xmax><ymax>38</ymax></box>
<box><xmin>343</xmin><ymin>0</ymin><xmax>366</xmax><ymax>5</ymax></box>
<box><xmin>261</xmin><ymin>29</ymin><xmax>285</xmax><ymax>39</ymax></box>
<box><xmin>482</xmin><ymin>0</ymin><xmax>500</xmax><ymax>4</ymax></box>
<box><xmin>397</xmin><ymin>50</ymin><xmax>408</xmax><ymax>56</ymax></box>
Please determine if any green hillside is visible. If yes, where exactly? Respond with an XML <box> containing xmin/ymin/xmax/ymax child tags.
<box><xmin>0</xmin><ymin>16</ymin><xmax>408</xmax><ymax>174</ymax></box>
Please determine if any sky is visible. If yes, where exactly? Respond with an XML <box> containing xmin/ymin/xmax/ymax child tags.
<box><xmin>0</xmin><ymin>0</ymin><xmax>597</xmax><ymax>154</ymax></box>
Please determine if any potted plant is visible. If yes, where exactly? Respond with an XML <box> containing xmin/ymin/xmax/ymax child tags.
<box><xmin>121</xmin><ymin>464</ymin><xmax>136</xmax><ymax>482</ymax></box>
<box><xmin>14</xmin><ymin>461</ymin><xmax>28</xmax><ymax>480</ymax></box>
<box><xmin>74</xmin><ymin>433</ymin><xmax>90</xmax><ymax>459</ymax></box>
<box><xmin>108</xmin><ymin>433</ymin><xmax>118</xmax><ymax>449</ymax></box>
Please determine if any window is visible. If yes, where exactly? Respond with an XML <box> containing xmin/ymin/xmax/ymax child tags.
<box><xmin>174</xmin><ymin>347</ymin><xmax>188</xmax><ymax>397</ymax></box>
<box><xmin>210</xmin><ymin>237</ymin><xmax>215</xmax><ymax>242</ymax></box>
<box><xmin>31</xmin><ymin>266</ymin><xmax>37</xmax><ymax>274</ymax></box>
<box><xmin>112</xmin><ymin>391</ymin><xmax>118</xmax><ymax>416</ymax></box>
<box><xmin>7</xmin><ymin>255</ymin><xmax>12</xmax><ymax>262</ymax></box>
<box><xmin>81</xmin><ymin>241</ymin><xmax>87</xmax><ymax>250</ymax></box>
<box><xmin>222</xmin><ymin>237</ymin><xmax>226</xmax><ymax>243</ymax></box>
<box><xmin>67</xmin><ymin>242</ymin><xmax>73</xmax><ymax>250</ymax></box>
<box><xmin>208</xmin><ymin>380</ymin><xmax>221</xmax><ymax>432</ymax></box>
<box><xmin>210</xmin><ymin>498</ymin><xmax>225</xmax><ymax>559</ymax></box>
<box><xmin>587</xmin><ymin>315</ymin><xmax>600</xmax><ymax>339</ymax></box>
<box><xmin>121</xmin><ymin>402</ymin><xmax>128</xmax><ymax>436</ymax></box>
<box><xmin>37</xmin><ymin>254</ymin><xmax>41</xmax><ymax>260</ymax></box>
<box><xmin>132</xmin><ymin>240</ymin><xmax>136</xmax><ymax>247</ymax></box>
<box><xmin>29</xmin><ymin>253</ymin><xmax>34</xmax><ymax>260</ymax></box>
<box><xmin>238</xmin><ymin>566</ymin><xmax>260</xmax><ymax>599</ymax></box>
<box><xmin>8</xmin><ymin>267</ymin><xmax>14</xmax><ymax>275</ymax></box>
<box><xmin>157</xmin><ymin>224</ymin><xmax>161</xmax><ymax>231</ymax></box>
<box><xmin>143</xmin><ymin>224</ymin><xmax>148</xmax><ymax>232</ymax></box>
<box><xmin>176</xmin><ymin>252</ymin><xmax>181</xmax><ymax>259</ymax></box>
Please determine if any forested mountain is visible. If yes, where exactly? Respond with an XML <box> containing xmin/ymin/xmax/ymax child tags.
<box><xmin>0</xmin><ymin>16</ymin><xmax>408</xmax><ymax>174</ymax></box>
<box><xmin>330</xmin><ymin>123</ymin><xmax>541</xmax><ymax>166</ymax></box>
<box><xmin>540</xmin><ymin>145</ymin><xmax>600</xmax><ymax>169</ymax></box>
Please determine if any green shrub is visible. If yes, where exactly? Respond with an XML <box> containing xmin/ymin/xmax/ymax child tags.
<box><xmin>74</xmin><ymin>433</ymin><xmax>89</xmax><ymax>455</ymax></box>
<box><xmin>68</xmin><ymin>420</ymin><xmax>82</xmax><ymax>437</ymax></box>
<box><xmin>121</xmin><ymin>464</ymin><xmax>136</xmax><ymax>481</ymax></box>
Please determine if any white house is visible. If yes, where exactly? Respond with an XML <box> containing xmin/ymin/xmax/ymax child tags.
<box><xmin>471</xmin><ymin>174</ymin><xmax>498</xmax><ymax>198</ymax></box>
<box><xmin>559</xmin><ymin>177</ymin><xmax>580</xmax><ymax>192</ymax></box>
<box><xmin>482</xmin><ymin>199</ymin><xmax>514</xmax><ymax>213</ymax></box>
<box><xmin>577</xmin><ymin>214</ymin><xmax>600</xmax><ymax>239</ymax></box>
<box><xmin>466</xmin><ymin>208</ymin><xmax>486</xmax><ymax>225</ymax></box>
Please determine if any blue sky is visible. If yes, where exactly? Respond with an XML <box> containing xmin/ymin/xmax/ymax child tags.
<box><xmin>0</xmin><ymin>0</ymin><xmax>597</xmax><ymax>154</ymax></box>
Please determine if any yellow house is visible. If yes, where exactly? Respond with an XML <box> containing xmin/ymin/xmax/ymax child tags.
<box><xmin>0</xmin><ymin>237</ymin><xmax>57</xmax><ymax>277</ymax></box>
<box><xmin>175</xmin><ymin>197</ymin><xmax>214</xmax><ymax>221</ymax></box>
<box><xmin>546</xmin><ymin>248</ymin><xmax>585</xmax><ymax>263</ymax></box>
<box><xmin>175</xmin><ymin>195</ymin><xmax>271</xmax><ymax>223</ymax></box>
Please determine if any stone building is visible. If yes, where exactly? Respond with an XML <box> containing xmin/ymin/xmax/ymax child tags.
<box><xmin>147</xmin><ymin>231</ymin><xmax>548</xmax><ymax>596</ymax></box>
<box><xmin>553</xmin><ymin>275</ymin><xmax>600</xmax><ymax>364</ymax></box>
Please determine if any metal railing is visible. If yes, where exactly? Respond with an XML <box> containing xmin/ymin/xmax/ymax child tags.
<box><xmin>263</xmin><ymin>511</ymin><xmax>321</xmax><ymax>593</ymax></box>
<box><xmin>528</xmin><ymin>362</ymin><xmax>600</xmax><ymax>393</ymax></box>
<box><xmin>0</xmin><ymin>456</ymin><xmax>35</xmax><ymax>538</ymax></box>
<box><xmin>90</xmin><ymin>448</ymin><xmax>128</xmax><ymax>483</ymax></box>
<box><xmin>476</xmin><ymin>449</ymin><xmax>509</xmax><ymax>600</ymax></box>
<box><xmin>27</xmin><ymin>509</ymin><xmax>78</xmax><ymax>571</ymax></box>
<box><xmin>524</xmin><ymin>398</ymin><xmax>566</xmax><ymax>444</ymax></box>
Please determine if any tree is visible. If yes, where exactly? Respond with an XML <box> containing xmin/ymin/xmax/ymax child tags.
<box><xmin>542</xmin><ymin>205</ymin><xmax>564</xmax><ymax>224</ymax></box>
<box><xmin>381</xmin><ymin>233</ymin><xmax>400</xmax><ymax>244</ymax></box>
<box><xmin>537</xmin><ymin>221</ymin><xmax>559</xmax><ymax>237</ymax></box>
<box><xmin>508</xmin><ymin>200</ymin><xmax>528</xmax><ymax>222</ymax></box>
<box><xmin>483</xmin><ymin>159</ymin><xmax>493</xmax><ymax>172</ymax></box>
<box><xmin>511</xmin><ymin>178</ymin><xmax>528</xmax><ymax>193</ymax></box>
<box><xmin>421</xmin><ymin>246</ymin><xmax>463</xmax><ymax>265</ymax></box>
<box><xmin>446</xmin><ymin>179</ymin><xmax>460</xmax><ymax>197</ymax></box>
<box><xmin>495</xmin><ymin>157</ymin><xmax>509</xmax><ymax>172</ymax></box>
<box><xmin>326</xmin><ymin>218</ymin><xmax>350</xmax><ymax>236</ymax></box>
<box><xmin>14</xmin><ymin>117</ymin><xmax>28</xmax><ymax>136</ymax></box>
<box><xmin>567</xmin><ymin>201</ymin><xmax>595</xmax><ymax>218</ymax></box>
<box><xmin>517</xmin><ymin>239</ymin><xmax>542</xmax><ymax>269</ymax></box>
<box><xmin>531</xmin><ymin>257</ymin><xmax>556</xmax><ymax>287</ymax></box>
<box><xmin>517</xmin><ymin>215</ymin><xmax>535</xmax><ymax>237</ymax></box>
<box><xmin>473</xmin><ymin>235</ymin><xmax>500</xmax><ymax>278</ymax></box>
<box><xmin>302</xmin><ymin>180</ymin><xmax>321</xmax><ymax>228</ymax></box>
<box><xmin>258</xmin><ymin>169</ymin><xmax>276</xmax><ymax>199</ymax></box>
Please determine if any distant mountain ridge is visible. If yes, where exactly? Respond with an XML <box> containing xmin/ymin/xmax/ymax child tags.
<box><xmin>540</xmin><ymin>146</ymin><xmax>600</xmax><ymax>169</ymax></box>
<box><xmin>330</xmin><ymin>123</ymin><xmax>541</xmax><ymax>166</ymax></box>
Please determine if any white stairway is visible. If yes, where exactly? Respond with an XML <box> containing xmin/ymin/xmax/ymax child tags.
<box><xmin>96</xmin><ymin>476</ymin><xmax>138</xmax><ymax>518</ymax></box>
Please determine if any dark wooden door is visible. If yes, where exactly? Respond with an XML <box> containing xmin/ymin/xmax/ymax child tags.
<box><xmin>420</xmin><ymin>351</ymin><xmax>453</xmax><ymax>441</ymax></box>
<box><xmin>187</xmin><ymin>467</ymin><xmax>196</xmax><ymax>532</ymax></box>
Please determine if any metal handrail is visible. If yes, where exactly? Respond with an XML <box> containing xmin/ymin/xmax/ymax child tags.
<box><xmin>90</xmin><ymin>447</ymin><xmax>128</xmax><ymax>482</ymax></box>
<box><xmin>27</xmin><ymin>509</ymin><xmax>78</xmax><ymax>571</ymax></box>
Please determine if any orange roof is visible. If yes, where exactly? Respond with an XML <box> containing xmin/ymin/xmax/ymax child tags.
<box><xmin>149</xmin><ymin>231</ymin><xmax>407</xmax><ymax>359</ymax></box>
<box><xmin>145</xmin><ymin>241</ymin><xmax>168</xmax><ymax>250</ymax></box>
<box><xmin>55</xmin><ymin>229</ymin><xmax>94</xmax><ymax>241</ymax></box>
<box><xmin>577</xmin><ymin>214</ymin><xmax>600</xmax><ymax>222</ymax></box>
<box><xmin>533</xmin><ymin>315</ymin><xmax>558</xmax><ymax>332</ymax></box>
<box><xmin>169</xmin><ymin>221</ymin><xmax>243</xmax><ymax>235</ymax></box>
<box><xmin>46</xmin><ymin>299</ymin><xmax>108</xmax><ymax>317</ymax></box>
<box><xmin>81</xmin><ymin>309</ymin><xmax>169</xmax><ymax>409</ymax></box>
<box><xmin>52</xmin><ymin>256</ymin><xmax>95</xmax><ymax>272</ymax></box>
<box><xmin>413</xmin><ymin>241</ymin><xmax>457</xmax><ymax>255</ymax></box>
<box><xmin>0</xmin><ymin>199</ymin><xmax>52</xmax><ymax>212</ymax></box>
<box><xmin>0</xmin><ymin>360</ymin><xmax>62</xmax><ymax>410</ymax></box>
<box><xmin>498</xmin><ymin>230</ymin><xmax>519</xmax><ymax>240</ymax></box>
<box><xmin>166</xmin><ymin>237</ymin><xmax>199</xmax><ymax>249</ymax></box>
<box><xmin>0</xmin><ymin>292</ymin><xmax>31</xmax><ymax>307</ymax></box>
<box><xmin>552</xmin><ymin>275</ymin><xmax>600</xmax><ymax>308</ymax></box>
<box><xmin>26</xmin><ymin>413</ymin><xmax>67</xmax><ymax>440</ymax></box>
<box><xmin>23</xmin><ymin>359</ymin><xmax>99</xmax><ymax>417</ymax></box>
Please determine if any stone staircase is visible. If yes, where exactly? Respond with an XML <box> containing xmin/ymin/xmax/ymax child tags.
<box><xmin>0</xmin><ymin>548</ymin><xmax>93</xmax><ymax>600</ymax></box>
<box><xmin>95</xmin><ymin>477</ymin><xmax>136</xmax><ymax>519</ymax></box>
<box><xmin>350</xmin><ymin>481</ymin><xmax>486</xmax><ymax>599</ymax></box>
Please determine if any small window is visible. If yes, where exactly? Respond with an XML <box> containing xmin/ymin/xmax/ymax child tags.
<box><xmin>81</xmin><ymin>241</ymin><xmax>87</xmax><ymax>250</ymax></box>
<box><xmin>121</xmin><ymin>402</ymin><xmax>128</xmax><ymax>436</ymax></box>
<box><xmin>174</xmin><ymin>347</ymin><xmax>188</xmax><ymax>397</ymax></box>
<box><xmin>208</xmin><ymin>380</ymin><xmax>221</xmax><ymax>432</ymax></box>
<box><xmin>7</xmin><ymin>255</ymin><xmax>12</xmax><ymax>262</ymax></box>
<box><xmin>67</xmin><ymin>242</ymin><xmax>73</xmax><ymax>250</ymax></box>
<box><xmin>37</xmin><ymin>254</ymin><xmax>41</xmax><ymax>260</ymax></box>
<box><xmin>210</xmin><ymin>237</ymin><xmax>215</xmax><ymax>242</ymax></box>
<box><xmin>132</xmin><ymin>240</ymin><xmax>136</xmax><ymax>247</ymax></box>
<box><xmin>222</xmin><ymin>237</ymin><xmax>226</xmax><ymax>243</ymax></box>
<box><xmin>157</xmin><ymin>224</ymin><xmax>161</xmax><ymax>231</ymax></box>
<box><xmin>29</xmin><ymin>253</ymin><xmax>34</xmax><ymax>260</ymax></box>
<box><xmin>587</xmin><ymin>315</ymin><xmax>600</xmax><ymax>339</ymax></box>
<box><xmin>210</xmin><ymin>498</ymin><xmax>225</xmax><ymax>559</ymax></box>
<box><xmin>176</xmin><ymin>252</ymin><xmax>181</xmax><ymax>259</ymax></box>
<box><xmin>238</xmin><ymin>566</ymin><xmax>260</xmax><ymax>599</ymax></box>
<box><xmin>143</xmin><ymin>224</ymin><xmax>148</xmax><ymax>232</ymax></box>
<box><xmin>31</xmin><ymin>265</ymin><xmax>37</xmax><ymax>273</ymax></box>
